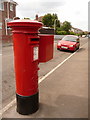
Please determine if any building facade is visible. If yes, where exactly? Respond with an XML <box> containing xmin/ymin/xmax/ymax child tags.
<box><xmin>0</xmin><ymin>0</ymin><xmax>17</xmax><ymax>41</ymax></box>
<box><xmin>88</xmin><ymin>1</ymin><xmax>90</xmax><ymax>32</ymax></box>
<box><xmin>71</xmin><ymin>27</ymin><xmax>83</xmax><ymax>34</ymax></box>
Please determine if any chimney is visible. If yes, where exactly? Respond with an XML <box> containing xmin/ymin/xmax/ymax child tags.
<box><xmin>36</xmin><ymin>14</ymin><xmax>38</xmax><ymax>21</ymax></box>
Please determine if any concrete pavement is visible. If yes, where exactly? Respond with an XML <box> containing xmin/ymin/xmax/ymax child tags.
<box><xmin>2</xmin><ymin>40</ymin><xmax>88</xmax><ymax>118</ymax></box>
<box><xmin>2</xmin><ymin>38</ymin><xmax>88</xmax><ymax>108</ymax></box>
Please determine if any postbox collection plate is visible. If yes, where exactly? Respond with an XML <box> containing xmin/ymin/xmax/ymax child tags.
<box><xmin>33</xmin><ymin>46</ymin><xmax>39</xmax><ymax>61</ymax></box>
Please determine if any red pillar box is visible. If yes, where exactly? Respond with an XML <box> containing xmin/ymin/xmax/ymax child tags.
<box><xmin>7</xmin><ymin>19</ymin><xmax>42</xmax><ymax>115</ymax></box>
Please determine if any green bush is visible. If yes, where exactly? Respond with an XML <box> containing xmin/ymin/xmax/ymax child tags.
<box><xmin>56</xmin><ymin>27</ymin><xmax>62</xmax><ymax>31</ymax></box>
<box><xmin>75</xmin><ymin>33</ymin><xmax>81</xmax><ymax>36</ymax></box>
<box><xmin>56</xmin><ymin>31</ymin><xmax>67</xmax><ymax>35</ymax></box>
<box><xmin>70</xmin><ymin>31</ymin><xmax>75</xmax><ymax>35</ymax></box>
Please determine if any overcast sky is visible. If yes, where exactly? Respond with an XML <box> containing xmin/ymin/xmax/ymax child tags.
<box><xmin>15</xmin><ymin>0</ymin><xmax>89</xmax><ymax>31</ymax></box>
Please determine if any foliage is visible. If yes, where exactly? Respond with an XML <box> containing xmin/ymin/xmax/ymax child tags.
<box><xmin>56</xmin><ymin>27</ymin><xmax>62</xmax><ymax>31</ymax></box>
<box><xmin>56</xmin><ymin>21</ymin><xmax>72</xmax><ymax>35</ymax></box>
<box><xmin>69</xmin><ymin>31</ymin><xmax>75</xmax><ymax>35</ymax></box>
<box><xmin>61</xmin><ymin>21</ymin><xmax>72</xmax><ymax>32</ymax></box>
<box><xmin>56</xmin><ymin>31</ymin><xmax>67</xmax><ymax>35</ymax></box>
<box><xmin>52</xmin><ymin>13</ymin><xmax>60</xmax><ymax>27</ymax></box>
<box><xmin>75</xmin><ymin>33</ymin><xmax>81</xmax><ymax>36</ymax></box>
<box><xmin>42</xmin><ymin>13</ymin><xmax>73</xmax><ymax>35</ymax></box>
<box><xmin>42</xmin><ymin>13</ymin><xmax>60</xmax><ymax>27</ymax></box>
<box><xmin>42</xmin><ymin>14</ymin><xmax>53</xmax><ymax>27</ymax></box>
<box><xmin>24</xmin><ymin>18</ymin><xmax>30</xmax><ymax>19</ymax></box>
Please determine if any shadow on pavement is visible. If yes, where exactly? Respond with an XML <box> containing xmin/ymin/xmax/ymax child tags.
<box><xmin>30</xmin><ymin>95</ymin><xmax>88</xmax><ymax>118</ymax></box>
<box><xmin>58</xmin><ymin>48</ymin><xmax>86</xmax><ymax>53</ymax></box>
<box><xmin>77</xmin><ymin>48</ymin><xmax>86</xmax><ymax>52</ymax></box>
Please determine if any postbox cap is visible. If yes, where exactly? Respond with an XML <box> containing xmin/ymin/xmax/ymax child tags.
<box><xmin>8</xmin><ymin>19</ymin><xmax>43</xmax><ymax>28</ymax></box>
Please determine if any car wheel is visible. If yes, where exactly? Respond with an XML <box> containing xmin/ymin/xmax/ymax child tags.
<box><xmin>77</xmin><ymin>46</ymin><xmax>79</xmax><ymax>50</ymax></box>
<box><xmin>57</xmin><ymin>48</ymin><xmax>60</xmax><ymax>50</ymax></box>
<box><xmin>72</xmin><ymin>47</ymin><xmax>77</xmax><ymax>52</ymax></box>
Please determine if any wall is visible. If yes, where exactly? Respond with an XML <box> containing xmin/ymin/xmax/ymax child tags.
<box><xmin>88</xmin><ymin>1</ymin><xmax>90</xmax><ymax>32</ymax></box>
<box><xmin>1</xmin><ymin>1</ymin><xmax>16</xmax><ymax>42</ymax></box>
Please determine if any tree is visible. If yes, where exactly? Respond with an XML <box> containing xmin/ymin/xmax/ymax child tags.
<box><xmin>42</xmin><ymin>13</ymin><xmax>60</xmax><ymax>27</ymax></box>
<box><xmin>61</xmin><ymin>21</ymin><xmax>72</xmax><ymax>33</ymax></box>
<box><xmin>24</xmin><ymin>18</ymin><xmax>30</xmax><ymax>19</ymax></box>
<box><xmin>52</xmin><ymin>13</ymin><xmax>60</xmax><ymax>27</ymax></box>
<box><xmin>56</xmin><ymin>21</ymin><xmax>72</xmax><ymax>35</ymax></box>
<box><xmin>42</xmin><ymin>14</ymin><xmax>53</xmax><ymax>27</ymax></box>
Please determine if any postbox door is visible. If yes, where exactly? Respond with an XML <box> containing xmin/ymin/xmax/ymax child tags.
<box><xmin>15</xmin><ymin>35</ymin><xmax>39</xmax><ymax>96</ymax></box>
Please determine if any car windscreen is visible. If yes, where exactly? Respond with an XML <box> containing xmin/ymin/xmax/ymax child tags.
<box><xmin>62</xmin><ymin>36</ymin><xmax>78</xmax><ymax>42</ymax></box>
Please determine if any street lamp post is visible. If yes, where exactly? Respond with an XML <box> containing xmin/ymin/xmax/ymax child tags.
<box><xmin>54</xmin><ymin>19</ymin><xmax>57</xmax><ymax>35</ymax></box>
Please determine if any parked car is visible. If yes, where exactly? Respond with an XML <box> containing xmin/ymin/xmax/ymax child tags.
<box><xmin>82</xmin><ymin>35</ymin><xmax>86</xmax><ymax>38</ymax></box>
<box><xmin>86</xmin><ymin>34</ymin><xmax>90</xmax><ymax>38</ymax></box>
<box><xmin>57</xmin><ymin>35</ymin><xmax>80</xmax><ymax>52</ymax></box>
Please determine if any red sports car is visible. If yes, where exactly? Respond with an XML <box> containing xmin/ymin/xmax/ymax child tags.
<box><xmin>57</xmin><ymin>35</ymin><xmax>80</xmax><ymax>52</ymax></box>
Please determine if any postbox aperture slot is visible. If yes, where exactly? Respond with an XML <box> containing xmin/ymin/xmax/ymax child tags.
<box><xmin>28</xmin><ymin>38</ymin><xmax>39</xmax><ymax>44</ymax></box>
<box><xmin>31</xmin><ymin>38</ymin><xmax>39</xmax><ymax>41</ymax></box>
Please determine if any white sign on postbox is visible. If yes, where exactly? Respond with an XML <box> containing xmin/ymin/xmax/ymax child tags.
<box><xmin>33</xmin><ymin>47</ymin><xmax>39</xmax><ymax>61</ymax></box>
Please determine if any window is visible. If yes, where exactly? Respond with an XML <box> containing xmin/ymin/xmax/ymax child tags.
<box><xmin>0</xmin><ymin>2</ymin><xmax>4</xmax><ymax>11</ymax></box>
<box><xmin>10</xmin><ymin>4</ymin><xmax>13</xmax><ymax>11</ymax></box>
<box><xmin>5</xmin><ymin>19</ymin><xmax>13</xmax><ymax>35</ymax></box>
<box><xmin>62</xmin><ymin>36</ymin><xmax>78</xmax><ymax>42</ymax></box>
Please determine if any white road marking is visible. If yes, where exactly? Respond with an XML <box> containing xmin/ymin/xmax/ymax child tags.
<box><xmin>0</xmin><ymin>42</ymin><xmax>88</xmax><ymax>116</ymax></box>
<box><xmin>39</xmin><ymin>42</ymin><xmax>88</xmax><ymax>83</ymax></box>
<box><xmin>0</xmin><ymin>98</ymin><xmax>16</xmax><ymax>116</ymax></box>
<box><xmin>39</xmin><ymin>52</ymin><xmax>76</xmax><ymax>83</ymax></box>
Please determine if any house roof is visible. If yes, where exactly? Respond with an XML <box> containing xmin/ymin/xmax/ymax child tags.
<box><xmin>38</xmin><ymin>16</ymin><xmax>43</xmax><ymax>22</ymax></box>
<box><xmin>72</xmin><ymin>27</ymin><xmax>83</xmax><ymax>31</ymax></box>
<box><xmin>1</xmin><ymin>0</ymin><xmax>18</xmax><ymax>5</ymax></box>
